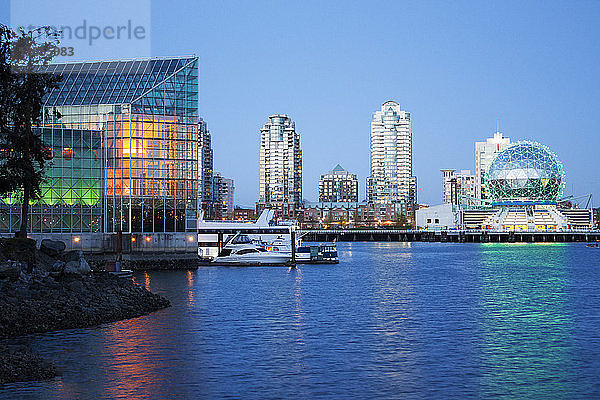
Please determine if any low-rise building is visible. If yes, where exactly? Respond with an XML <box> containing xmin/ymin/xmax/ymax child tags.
<box><xmin>416</xmin><ymin>204</ymin><xmax>459</xmax><ymax>230</ymax></box>
<box><xmin>233</xmin><ymin>207</ymin><xmax>255</xmax><ymax>221</ymax></box>
<box><xmin>300</xmin><ymin>202</ymin><xmax>414</xmax><ymax>229</ymax></box>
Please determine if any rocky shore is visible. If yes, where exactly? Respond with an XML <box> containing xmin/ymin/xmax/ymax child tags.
<box><xmin>0</xmin><ymin>238</ymin><xmax>170</xmax><ymax>385</ymax></box>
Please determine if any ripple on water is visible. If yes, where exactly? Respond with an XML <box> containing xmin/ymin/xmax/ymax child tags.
<box><xmin>1</xmin><ymin>242</ymin><xmax>599</xmax><ymax>399</ymax></box>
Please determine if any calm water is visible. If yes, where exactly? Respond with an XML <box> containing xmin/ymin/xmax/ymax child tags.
<box><xmin>2</xmin><ymin>242</ymin><xmax>600</xmax><ymax>399</ymax></box>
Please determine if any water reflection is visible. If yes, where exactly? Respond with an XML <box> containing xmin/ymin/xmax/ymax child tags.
<box><xmin>290</xmin><ymin>266</ymin><xmax>307</xmax><ymax>375</ymax></box>
<box><xmin>187</xmin><ymin>269</ymin><xmax>195</xmax><ymax>307</ymax></box>
<box><xmin>478</xmin><ymin>244</ymin><xmax>574</xmax><ymax>398</ymax></box>
<box><xmin>102</xmin><ymin>320</ymin><xmax>175</xmax><ymax>399</ymax></box>
<box><xmin>2</xmin><ymin>243</ymin><xmax>599</xmax><ymax>399</ymax></box>
<box><xmin>369</xmin><ymin>243</ymin><xmax>420</xmax><ymax>395</ymax></box>
<box><xmin>141</xmin><ymin>272</ymin><xmax>151</xmax><ymax>291</ymax></box>
<box><xmin>100</xmin><ymin>271</ymin><xmax>205</xmax><ymax>399</ymax></box>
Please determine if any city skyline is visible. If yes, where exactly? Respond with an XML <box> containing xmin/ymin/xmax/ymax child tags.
<box><xmin>2</xmin><ymin>1</ymin><xmax>599</xmax><ymax>207</ymax></box>
<box><xmin>0</xmin><ymin>5</ymin><xmax>599</xmax><ymax>398</ymax></box>
<box><xmin>145</xmin><ymin>1</ymin><xmax>599</xmax><ymax>207</ymax></box>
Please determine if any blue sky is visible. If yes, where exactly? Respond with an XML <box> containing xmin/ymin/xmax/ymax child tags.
<box><xmin>2</xmin><ymin>1</ymin><xmax>599</xmax><ymax>207</ymax></box>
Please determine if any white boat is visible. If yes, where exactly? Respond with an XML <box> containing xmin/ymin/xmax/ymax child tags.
<box><xmin>212</xmin><ymin>234</ymin><xmax>292</xmax><ymax>266</ymax></box>
<box><xmin>197</xmin><ymin>209</ymin><xmax>296</xmax><ymax>263</ymax></box>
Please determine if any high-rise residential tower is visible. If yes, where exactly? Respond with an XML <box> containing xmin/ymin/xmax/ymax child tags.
<box><xmin>318</xmin><ymin>164</ymin><xmax>359</xmax><ymax>203</ymax></box>
<box><xmin>441</xmin><ymin>169</ymin><xmax>477</xmax><ymax>205</ymax></box>
<box><xmin>258</xmin><ymin>114</ymin><xmax>302</xmax><ymax>219</ymax></box>
<box><xmin>213</xmin><ymin>173</ymin><xmax>234</xmax><ymax>219</ymax></box>
<box><xmin>441</xmin><ymin>169</ymin><xmax>457</xmax><ymax>205</ymax></box>
<box><xmin>475</xmin><ymin>130</ymin><xmax>510</xmax><ymax>203</ymax></box>
<box><xmin>198</xmin><ymin>118</ymin><xmax>214</xmax><ymax>218</ymax></box>
<box><xmin>367</xmin><ymin>101</ymin><xmax>416</xmax><ymax>206</ymax></box>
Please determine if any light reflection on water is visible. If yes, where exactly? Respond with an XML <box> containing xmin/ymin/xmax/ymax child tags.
<box><xmin>1</xmin><ymin>242</ymin><xmax>599</xmax><ymax>399</ymax></box>
<box><xmin>477</xmin><ymin>244</ymin><xmax>574</xmax><ymax>398</ymax></box>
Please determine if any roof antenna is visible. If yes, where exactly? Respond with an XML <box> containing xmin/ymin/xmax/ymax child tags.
<box><xmin>496</xmin><ymin>117</ymin><xmax>500</xmax><ymax>133</ymax></box>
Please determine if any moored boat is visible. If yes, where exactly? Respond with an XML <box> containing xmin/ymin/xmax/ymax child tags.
<box><xmin>197</xmin><ymin>209</ymin><xmax>296</xmax><ymax>265</ymax></box>
<box><xmin>212</xmin><ymin>234</ymin><xmax>293</xmax><ymax>266</ymax></box>
<box><xmin>296</xmin><ymin>243</ymin><xmax>339</xmax><ymax>264</ymax></box>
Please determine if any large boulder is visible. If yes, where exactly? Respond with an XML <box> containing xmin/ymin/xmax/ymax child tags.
<box><xmin>0</xmin><ymin>261</ymin><xmax>23</xmax><ymax>280</ymax></box>
<box><xmin>62</xmin><ymin>250</ymin><xmax>84</xmax><ymax>263</ymax></box>
<box><xmin>39</xmin><ymin>239</ymin><xmax>66</xmax><ymax>257</ymax></box>
<box><xmin>63</xmin><ymin>258</ymin><xmax>90</xmax><ymax>275</ymax></box>
<box><xmin>51</xmin><ymin>261</ymin><xmax>65</xmax><ymax>272</ymax></box>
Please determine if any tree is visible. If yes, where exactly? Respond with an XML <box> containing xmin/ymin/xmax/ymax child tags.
<box><xmin>408</xmin><ymin>210</ymin><xmax>416</xmax><ymax>229</ymax></box>
<box><xmin>396</xmin><ymin>212</ymin><xmax>408</xmax><ymax>229</ymax></box>
<box><xmin>0</xmin><ymin>25</ymin><xmax>61</xmax><ymax>237</ymax></box>
<box><xmin>295</xmin><ymin>210</ymin><xmax>304</xmax><ymax>228</ymax></box>
<box><xmin>352</xmin><ymin>209</ymin><xmax>359</xmax><ymax>228</ymax></box>
<box><xmin>322</xmin><ymin>214</ymin><xmax>332</xmax><ymax>228</ymax></box>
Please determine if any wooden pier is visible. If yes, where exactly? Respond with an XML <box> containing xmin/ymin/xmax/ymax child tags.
<box><xmin>300</xmin><ymin>229</ymin><xmax>600</xmax><ymax>243</ymax></box>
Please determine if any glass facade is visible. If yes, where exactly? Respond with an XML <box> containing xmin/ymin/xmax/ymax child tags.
<box><xmin>367</xmin><ymin>101</ymin><xmax>416</xmax><ymax>206</ymax></box>
<box><xmin>0</xmin><ymin>57</ymin><xmax>199</xmax><ymax>234</ymax></box>
<box><xmin>258</xmin><ymin>114</ymin><xmax>302</xmax><ymax>219</ymax></box>
<box><xmin>487</xmin><ymin>141</ymin><xmax>564</xmax><ymax>204</ymax></box>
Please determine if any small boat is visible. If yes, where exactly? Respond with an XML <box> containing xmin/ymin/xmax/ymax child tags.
<box><xmin>586</xmin><ymin>243</ymin><xmax>599</xmax><ymax>248</ymax></box>
<box><xmin>296</xmin><ymin>243</ymin><xmax>339</xmax><ymax>264</ymax></box>
<box><xmin>212</xmin><ymin>234</ymin><xmax>293</xmax><ymax>266</ymax></box>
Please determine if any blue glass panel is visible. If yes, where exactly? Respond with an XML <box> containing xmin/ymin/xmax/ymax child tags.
<box><xmin>42</xmin><ymin>57</ymin><xmax>198</xmax><ymax>109</ymax></box>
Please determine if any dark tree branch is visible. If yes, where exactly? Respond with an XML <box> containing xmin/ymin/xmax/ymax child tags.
<box><xmin>0</xmin><ymin>25</ymin><xmax>62</xmax><ymax>237</ymax></box>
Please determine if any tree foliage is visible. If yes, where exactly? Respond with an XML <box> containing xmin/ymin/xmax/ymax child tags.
<box><xmin>0</xmin><ymin>25</ymin><xmax>61</xmax><ymax>237</ymax></box>
<box><xmin>395</xmin><ymin>212</ymin><xmax>415</xmax><ymax>230</ymax></box>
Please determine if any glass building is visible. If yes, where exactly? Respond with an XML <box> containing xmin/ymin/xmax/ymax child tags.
<box><xmin>198</xmin><ymin>118</ymin><xmax>214</xmax><ymax>218</ymax></box>
<box><xmin>0</xmin><ymin>56</ymin><xmax>199</xmax><ymax>234</ymax></box>
<box><xmin>257</xmin><ymin>114</ymin><xmax>302</xmax><ymax>219</ymax></box>
<box><xmin>474</xmin><ymin>130</ymin><xmax>510</xmax><ymax>203</ymax></box>
<box><xmin>367</xmin><ymin>101</ymin><xmax>417</xmax><ymax>206</ymax></box>
<box><xmin>487</xmin><ymin>141</ymin><xmax>564</xmax><ymax>205</ymax></box>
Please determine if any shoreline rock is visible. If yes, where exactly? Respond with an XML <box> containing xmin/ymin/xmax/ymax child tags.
<box><xmin>0</xmin><ymin>238</ymin><xmax>171</xmax><ymax>385</ymax></box>
<box><xmin>0</xmin><ymin>345</ymin><xmax>57</xmax><ymax>385</ymax></box>
<box><xmin>0</xmin><ymin>273</ymin><xmax>170</xmax><ymax>339</ymax></box>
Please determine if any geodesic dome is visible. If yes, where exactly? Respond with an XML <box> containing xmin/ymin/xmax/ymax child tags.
<box><xmin>487</xmin><ymin>141</ymin><xmax>564</xmax><ymax>203</ymax></box>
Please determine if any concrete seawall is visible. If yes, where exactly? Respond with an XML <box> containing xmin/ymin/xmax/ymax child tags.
<box><xmin>86</xmin><ymin>252</ymin><xmax>198</xmax><ymax>271</ymax></box>
<box><xmin>0</xmin><ymin>233</ymin><xmax>198</xmax><ymax>254</ymax></box>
